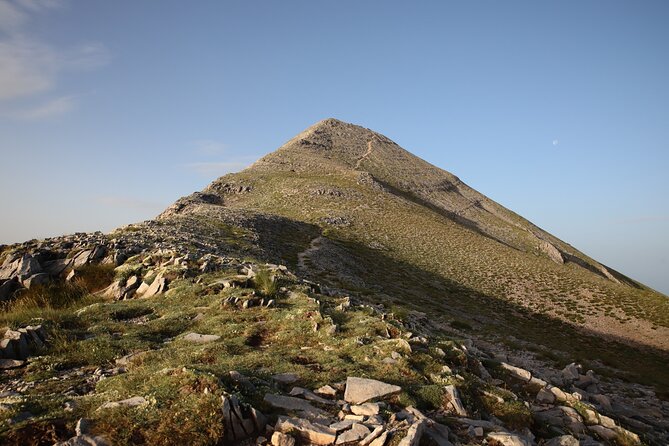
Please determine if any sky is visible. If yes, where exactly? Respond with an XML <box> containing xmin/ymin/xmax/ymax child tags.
<box><xmin>0</xmin><ymin>1</ymin><xmax>667</xmax><ymax>295</ymax></box>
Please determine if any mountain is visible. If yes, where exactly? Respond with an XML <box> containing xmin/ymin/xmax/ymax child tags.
<box><xmin>0</xmin><ymin>119</ymin><xmax>667</xmax><ymax>445</ymax></box>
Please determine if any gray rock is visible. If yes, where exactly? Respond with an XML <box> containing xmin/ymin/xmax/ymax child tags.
<box><xmin>545</xmin><ymin>435</ymin><xmax>580</xmax><ymax>446</ymax></box>
<box><xmin>275</xmin><ymin>416</ymin><xmax>337</xmax><ymax>445</ymax></box>
<box><xmin>264</xmin><ymin>394</ymin><xmax>329</xmax><ymax>419</ymax></box>
<box><xmin>22</xmin><ymin>272</ymin><xmax>51</xmax><ymax>288</ymax></box>
<box><xmin>443</xmin><ymin>385</ymin><xmax>467</xmax><ymax>416</ymax></box>
<box><xmin>359</xmin><ymin>426</ymin><xmax>385</xmax><ymax>446</ymax></box>
<box><xmin>588</xmin><ymin>425</ymin><xmax>617</xmax><ymax>441</ymax></box>
<box><xmin>272</xmin><ymin>373</ymin><xmax>299</xmax><ymax>385</ymax></box>
<box><xmin>98</xmin><ymin>396</ymin><xmax>147</xmax><ymax>410</ymax></box>
<box><xmin>343</xmin><ymin>377</ymin><xmax>401</xmax><ymax>404</ymax></box>
<box><xmin>182</xmin><ymin>332</ymin><xmax>220</xmax><ymax>343</ymax></box>
<box><xmin>0</xmin><ymin>358</ymin><xmax>25</xmax><ymax>369</ymax></box>
<box><xmin>336</xmin><ymin>423</ymin><xmax>371</xmax><ymax>444</ymax></box>
<box><xmin>142</xmin><ymin>274</ymin><xmax>168</xmax><ymax>298</ymax></box>
<box><xmin>314</xmin><ymin>385</ymin><xmax>338</xmax><ymax>398</ymax></box>
<box><xmin>350</xmin><ymin>402</ymin><xmax>380</xmax><ymax>416</ymax></box>
<box><xmin>289</xmin><ymin>387</ymin><xmax>335</xmax><ymax>405</ymax></box>
<box><xmin>486</xmin><ymin>431</ymin><xmax>532</xmax><ymax>446</ymax></box>
<box><xmin>398</xmin><ymin>419</ymin><xmax>427</xmax><ymax>446</ymax></box>
<box><xmin>271</xmin><ymin>431</ymin><xmax>296</xmax><ymax>446</ymax></box>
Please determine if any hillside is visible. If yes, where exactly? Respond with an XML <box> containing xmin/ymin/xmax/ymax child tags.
<box><xmin>1</xmin><ymin>119</ymin><xmax>668</xmax><ymax>445</ymax></box>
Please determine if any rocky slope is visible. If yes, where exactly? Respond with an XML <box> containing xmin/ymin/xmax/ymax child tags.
<box><xmin>1</xmin><ymin>119</ymin><xmax>668</xmax><ymax>445</ymax></box>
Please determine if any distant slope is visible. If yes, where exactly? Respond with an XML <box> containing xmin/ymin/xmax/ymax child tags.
<box><xmin>160</xmin><ymin>118</ymin><xmax>669</xmax><ymax>387</ymax></box>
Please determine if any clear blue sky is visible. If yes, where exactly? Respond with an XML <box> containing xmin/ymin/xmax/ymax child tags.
<box><xmin>0</xmin><ymin>1</ymin><xmax>667</xmax><ymax>295</ymax></box>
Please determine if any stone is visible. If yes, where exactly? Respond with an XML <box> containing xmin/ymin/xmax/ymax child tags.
<box><xmin>5</xmin><ymin>329</ymin><xmax>29</xmax><ymax>359</ymax></box>
<box><xmin>562</xmin><ymin>363</ymin><xmax>581</xmax><ymax>381</ymax></box>
<box><xmin>533</xmin><ymin>406</ymin><xmax>585</xmax><ymax>434</ymax></box>
<box><xmin>183</xmin><ymin>332</ymin><xmax>220</xmax><ymax>343</ymax></box>
<box><xmin>545</xmin><ymin>435</ymin><xmax>580</xmax><ymax>446</ymax></box>
<box><xmin>500</xmin><ymin>362</ymin><xmax>532</xmax><ymax>382</ymax></box>
<box><xmin>336</xmin><ymin>423</ymin><xmax>371</xmax><ymax>444</ymax></box>
<box><xmin>142</xmin><ymin>274</ymin><xmax>168</xmax><ymax>298</ymax></box>
<box><xmin>22</xmin><ymin>272</ymin><xmax>50</xmax><ymax>288</ymax></box>
<box><xmin>289</xmin><ymin>387</ymin><xmax>335</xmax><ymax>405</ymax></box>
<box><xmin>98</xmin><ymin>396</ymin><xmax>148</xmax><ymax>410</ymax></box>
<box><xmin>443</xmin><ymin>385</ymin><xmax>467</xmax><ymax>416</ymax></box>
<box><xmin>590</xmin><ymin>394</ymin><xmax>612</xmax><ymax>411</ymax></box>
<box><xmin>588</xmin><ymin>425</ymin><xmax>617</xmax><ymax>441</ymax></box>
<box><xmin>42</xmin><ymin>258</ymin><xmax>72</xmax><ymax>276</ymax></box>
<box><xmin>271</xmin><ymin>431</ymin><xmax>296</xmax><ymax>446</ymax></box>
<box><xmin>369</xmin><ymin>431</ymin><xmax>389</xmax><ymax>446</ymax></box>
<box><xmin>486</xmin><ymin>431</ymin><xmax>532</xmax><ymax>446</ymax></box>
<box><xmin>264</xmin><ymin>394</ymin><xmax>329</xmax><ymax>418</ymax></box>
<box><xmin>359</xmin><ymin>426</ymin><xmax>385</xmax><ymax>446</ymax></box>
<box><xmin>467</xmin><ymin>425</ymin><xmax>484</xmax><ymax>437</ymax></box>
<box><xmin>536</xmin><ymin>387</ymin><xmax>556</xmax><ymax>404</ymax></box>
<box><xmin>54</xmin><ymin>434</ymin><xmax>110</xmax><ymax>446</ymax></box>
<box><xmin>343</xmin><ymin>377</ymin><xmax>401</xmax><ymax>404</ymax></box>
<box><xmin>273</xmin><ymin>373</ymin><xmax>299</xmax><ymax>384</ymax></box>
<box><xmin>315</xmin><ymin>385</ymin><xmax>338</xmax><ymax>398</ymax></box>
<box><xmin>222</xmin><ymin>394</ymin><xmax>257</xmax><ymax>441</ymax></box>
<box><xmin>275</xmin><ymin>416</ymin><xmax>337</xmax><ymax>445</ymax></box>
<box><xmin>0</xmin><ymin>359</ymin><xmax>25</xmax><ymax>369</ymax></box>
<box><xmin>329</xmin><ymin>419</ymin><xmax>356</xmax><ymax>432</ymax></box>
<box><xmin>350</xmin><ymin>402</ymin><xmax>380</xmax><ymax>416</ymax></box>
<box><xmin>398</xmin><ymin>419</ymin><xmax>427</xmax><ymax>446</ymax></box>
<box><xmin>0</xmin><ymin>278</ymin><xmax>20</xmax><ymax>302</ymax></box>
<box><xmin>76</xmin><ymin>418</ymin><xmax>93</xmax><ymax>436</ymax></box>
<box><xmin>548</xmin><ymin>385</ymin><xmax>568</xmax><ymax>402</ymax></box>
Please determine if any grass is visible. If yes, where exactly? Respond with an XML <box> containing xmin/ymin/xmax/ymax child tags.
<box><xmin>252</xmin><ymin>268</ymin><xmax>278</xmax><ymax>298</ymax></box>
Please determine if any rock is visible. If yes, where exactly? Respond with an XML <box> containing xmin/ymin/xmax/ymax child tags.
<box><xmin>545</xmin><ymin>435</ymin><xmax>579</xmax><ymax>446</ymax></box>
<box><xmin>0</xmin><ymin>277</ymin><xmax>20</xmax><ymax>302</ymax></box>
<box><xmin>22</xmin><ymin>272</ymin><xmax>50</xmax><ymax>288</ymax></box>
<box><xmin>0</xmin><ymin>359</ymin><xmax>25</xmax><ymax>369</ymax></box>
<box><xmin>425</xmin><ymin>421</ymin><xmax>453</xmax><ymax>446</ymax></box>
<box><xmin>443</xmin><ymin>385</ymin><xmax>467</xmax><ymax>416</ymax></box>
<box><xmin>467</xmin><ymin>425</ymin><xmax>484</xmax><ymax>437</ymax></box>
<box><xmin>590</xmin><ymin>394</ymin><xmax>612</xmax><ymax>411</ymax></box>
<box><xmin>562</xmin><ymin>363</ymin><xmax>581</xmax><ymax>381</ymax></box>
<box><xmin>588</xmin><ymin>425</ymin><xmax>617</xmax><ymax>441</ymax></box>
<box><xmin>222</xmin><ymin>394</ymin><xmax>257</xmax><ymax>441</ymax></box>
<box><xmin>368</xmin><ymin>431</ymin><xmax>389</xmax><ymax>446</ymax></box>
<box><xmin>314</xmin><ymin>385</ymin><xmax>338</xmax><ymax>398</ymax></box>
<box><xmin>547</xmin><ymin>385</ymin><xmax>568</xmax><ymax>403</ymax></box>
<box><xmin>289</xmin><ymin>387</ymin><xmax>335</xmax><ymax>405</ymax></box>
<box><xmin>486</xmin><ymin>431</ymin><xmax>532</xmax><ymax>446</ymax></box>
<box><xmin>272</xmin><ymin>373</ymin><xmax>300</xmax><ymax>385</ymax></box>
<box><xmin>76</xmin><ymin>418</ymin><xmax>93</xmax><ymax>436</ymax></box>
<box><xmin>142</xmin><ymin>274</ymin><xmax>168</xmax><ymax>298</ymax></box>
<box><xmin>359</xmin><ymin>426</ymin><xmax>385</xmax><ymax>446</ymax></box>
<box><xmin>336</xmin><ymin>423</ymin><xmax>371</xmax><ymax>444</ymax></box>
<box><xmin>330</xmin><ymin>420</ymin><xmax>356</xmax><ymax>433</ymax></box>
<box><xmin>343</xmin><ymin>377</ymin><xmax>401</xmax><ymax>404</ymax></box>
<box><xmin>42</xmin><ymin>258</ymin><xmax>72</xmax><ymax>276</ymax></box>
<box><xmin>98</xmin><ymin>396</ymin><xmax>148</xmax><ymax>410</ymax></box>
<box><xmin>271</xmin><ymin>431</ymin><xmax>296</xmax><ymax>446</ymax></box>
<box><xmin>350</xmin><ymin>402</ymin><xmax>380</xmax><ymax>416</ymax></box>
<box><xmin>533</xmin><ymin>406</ymin><xmax>585</xmax><ymax>434</ymax></box>
<box><xmin>264</xmin><ymin>394</ymin><xmax>329</xmax><ymax>419</ymax></box>
<box><xmin>500</xmin><ymin>362</ymin><xmax>532</xmax><ymax>382</ymax></box>
<box><xmin>182</xmin><ymin>332</ymin><xmax>220</xmax><ymax>343</ymax></box>
<box><xmin>398</xmin><ymin>419</ymin><xmax>427</xmax><ymax>446</ymax></box>
<box><xmin>275</xmin><ymin>416</ymin><xmax>337</xmax><ymax>445</ymax></box>
<box><xmin>536</xmin><ymin>387</ymin><xmax>556</xmax><ymax>404</ymax></box>
<box><xmin>5</xmin><ymin>329</ymin><xmax>29</xmax><ymax>359</ymax></box>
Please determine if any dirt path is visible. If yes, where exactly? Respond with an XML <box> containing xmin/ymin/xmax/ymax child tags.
<box><xmin>354</xmin><ymin>139</ymin><xmax>375</xmax><ymax>169</ymax></box>
<box><xmin>297</xmin><ymin>235</ymin><xmax>323</xmax><ymax>271</ymax></box>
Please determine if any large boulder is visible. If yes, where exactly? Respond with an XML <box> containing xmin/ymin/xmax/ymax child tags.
<box><xmin>343</xmin><ymin>377</ymin><xmax>401</xmax><ymax>404</ymax></box>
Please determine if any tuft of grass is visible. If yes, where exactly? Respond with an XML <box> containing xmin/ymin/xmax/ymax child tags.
<box><xmin>253</xmin><ymin>268</ymin><xmax>278</xmax><ymax>298</ymax></box>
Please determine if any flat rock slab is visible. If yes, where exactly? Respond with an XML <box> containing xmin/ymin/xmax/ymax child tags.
<box><xmin>272</xmin><ymin>373</ymin><xmax>299</xmax><ymax>384</ymax></box>
<box><xmin>275</xmin><ymin>416</ymin><xmax>337</xmax><ymax>445</ymax></box>
<box><xmin>264</xmin><ymin>394</ymin><xmax>329</xmax><ymax>418</ymax></box>
<box><xmin>183</xmin><ymin>333</ymin><xmax>221</xmax><ymax>343</ymax></box>
<box><xmin>336</xmin><ymin>423</ymin><xmax>370</xmax><ymax>444</ymax></box>
<box><xmin>486</xmin><ymin>432</ymin><xmax>532</xmax><ymax>446</ymax></box>
<box><xmin>98</xmin><ymin>396</ymin><xmax>148</xmax><ymax>410</ymax></box>
<box><xmin>0</xmin><ymin>359</ymin><xmax>25</xmax><ymax>369</ymax></box>
<box><xmin>343</xmin><ymin>377</ymin><xmax>401</xmax><ymax>404</ymax></box>
<box><xmin>350</xmin><ymin>402</ymin><xmax>380</xmax><ymax>416</ymax></box>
